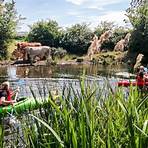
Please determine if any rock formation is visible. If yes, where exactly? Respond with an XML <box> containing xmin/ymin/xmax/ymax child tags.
<box><xmin>87</xmin><ymin>34</ymin><xmax>99</xmax><ymax>59</ymax></box>
<box><xmin>134</xmin><ymin>53</ymin><xmax>144</xmax><ymax>71</ymax></box>
<box><xmin>114</xmin><ymin>33</ymin><xmax>131</xmax><ymax>52</ymax></box>
<box><xmin>87</xmin><ymin>30</ymin><xmax>112</xmax><ymax>59</ymax></box>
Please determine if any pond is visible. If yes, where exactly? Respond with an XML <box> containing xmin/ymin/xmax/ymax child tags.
<box><xmin>0</xmin><ymin>63</ymin><xmax>129</xmax><ymax>98</ymax></box>
<box><xmin>1</xmin><ymin>63</ymin><xmax>132</xmax><ymax>147</ymax></box>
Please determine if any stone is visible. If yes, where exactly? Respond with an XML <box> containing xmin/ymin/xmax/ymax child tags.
<box><xmin>134</xmin><ymin>54</ymin><xmax>144</xmax><ymax>70</ymax></box>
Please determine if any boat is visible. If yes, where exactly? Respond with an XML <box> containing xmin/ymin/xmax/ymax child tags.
<box><xmin>118</xmin><ymin>80</ymin><xmax>148</xmax><ymax>87</ymax></box>
<box><xmin>0</xmin><ymin>97</ymin><xmax>50</xmax><ymax>116</ymax></box>
<box><xmin>115</xmin><ymin>72</ymin><xmax>136</xmax><ymax>78</ymax></box>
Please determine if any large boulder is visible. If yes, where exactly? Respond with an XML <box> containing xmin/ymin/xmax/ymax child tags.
<box><xmin>114</xmin><ymin>33</ymin><xmax>131</xmax><ymax>52</ymax></box>
<box><xmin>114</xmin><ymin>39</ymin><xmax>125</xmax><ymax>52</ymax></box>
<box><xmin>133</xmin><ymin>54</ymin><xmax>144</xmax><ymax>71</ymax></box>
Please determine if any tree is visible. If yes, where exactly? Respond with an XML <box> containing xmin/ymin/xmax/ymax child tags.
<box><xmin>126</xmin><ymin>0</ymin><xmax>148</xmax><ymax>54</ymax></box>
<box><xmin>61</xmin><ymin>23</ymin><xmax>93</xmax><ymax>55</ymax></box>
<box><xmin>94</xmin><ymin>21</ymin><xmax>115</xmax><ymax>37</ymax></box>
<box><xmin>0</xmin><ymin>0</ymin><xmax>18</xmax><ymax>59</ymax></box>
<box><xmin>27</xmin><ymin>20</ymin><xmax>62</xmax><ymax>47</ymax></box>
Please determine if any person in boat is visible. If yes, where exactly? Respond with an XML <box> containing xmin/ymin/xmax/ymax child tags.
<box><xmin>144</xmin><ymin>72</ymin><xmax>148</xmax><ymax>82</ymax></box>
<box><xmin>136</xmin><ymin>69</ymin><xmax>145</xmax><ymax>91</ymax></box>
<box><xmin>0</xmin><ymin>81</ymin><xmax>19</xmax><ymax>106</ymax></box>
<box><xmin>137</xmin><ymin>66</ymin><xmax>148</xmax><ymax>80</ymax></box>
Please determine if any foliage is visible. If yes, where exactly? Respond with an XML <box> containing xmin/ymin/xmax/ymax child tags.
<box><xmin>112</xmin><ymin>26</ymin><xmax>130</xmax><ymax>43</ymax></box>
<box><xmin>126</xmin><ymin>0</ymin><xmax>148</xmax><ymax>54</ymax></box>
<box><xmin>60</xmin><ymin>23</ymin><xmax>93</xmax><ymax>55</ymax></box>
<box><xmin>94</xmin><ymin>21</ymin><xmax>115</xmax><ymax>37</ymax></box>
<box><xmin>0</xmin><ymin>79</ymin><xmax>147</xmax><ymax>147</ymax></box>
<box><xmin>26</xmin><ymin>20</ymin><xmax>131</xmax><ymax>55</ymax></box>
<box><xmin>0</xmin><ymin>0</ymin><xmax>18</xmax><ymax>59</ymax></box>
<box><xmin>27</xmin><ymin>20</ymin><xmax>62</xmax><ymax>47</ymax></box>
<box><xmin>50</xmin><ymin>47</ymin><xmax>67</xmax><ymax>61</ymax></box>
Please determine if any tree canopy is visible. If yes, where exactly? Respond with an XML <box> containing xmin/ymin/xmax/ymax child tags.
<box><xmin>126</xmin><ymin>0</ymin><xmax>148</xmax><ymax>54</ymax></box>
<box><xmin>27</xmin><ymin>20</ymin><xmax>62</xmax><ymax>47</ymax></box>
<box><xmin>0</xmin><ymin>0</ymin><xmax>18</xmax><ymax>59</ymax></box>
<box><xmin>60</xmin><ymin>23</ymin><xmax>93</xmax><ymax>54</ymax></box>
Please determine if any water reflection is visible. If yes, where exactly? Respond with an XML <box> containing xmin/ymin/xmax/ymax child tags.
<box><xmin>0</xmin><ymin>64</ymin><xmax>129</xmax><ymax>98</ymax></box>
<box><xmin>16</xmin><ymin>66</ymin><xmax>53</xmax><ymax>78</ymax></box>
<box><xmin>1</xmin><ymin>64</ymin><xmax>129</xmax><ymax>80</ymax></box>
<box><xmin>0</xmin><ymin>66</ymin><xmax>8</xmax><ymax>83</ymax></box>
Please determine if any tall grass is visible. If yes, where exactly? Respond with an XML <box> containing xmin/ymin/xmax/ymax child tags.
<box><xmin>0</xmin><ymin>79</ymin><xmax>148</xmax><ymax>147</ymax></box>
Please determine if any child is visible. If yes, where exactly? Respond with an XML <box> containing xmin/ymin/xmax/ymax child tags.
<box><xmin>0</xmin><ymin>81</ymin><xmax>19</xmax><ymax>106</ymax></box>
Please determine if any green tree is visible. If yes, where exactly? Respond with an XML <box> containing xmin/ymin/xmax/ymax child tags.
<box><xmin>94</xmin><ymin>21</ymin><xmax>115</xmax><ymax>37</ymax></box>
<box><xmin>27</xmin><ymin>20</ymin><xmax>62</xmax><ymax>47</ymax></box>
<box><xmin>0</xmin><ymin>0</ymin><xmax>18</xmax><ymax>59</ymax></box>
<box><xmin>61</xmin><ymin>23</ymin><xmax>93</xmax><ymax>55</ymax></box>
<box><xmin>126</xmin><ymin>0</ymin><xmax>148</xmax><ymax>54</ymax></box>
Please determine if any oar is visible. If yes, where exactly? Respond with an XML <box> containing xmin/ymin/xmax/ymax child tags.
<box><xmin>9</xmin><ymin>87</ymin><xmax>19</xmax><ymax>115</ymax></box>
<box><xmin>15</xmin><ymin>79</ymin><xmax>26</xmax><ymax>101</ymax></box>
<box><xmin>14</xmin><ymin>91</ymin><xmax>19</xmax><ymax>102</ymax></box>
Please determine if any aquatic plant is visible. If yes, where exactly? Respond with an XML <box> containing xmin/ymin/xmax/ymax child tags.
<box><xmin>0</xmin><ymin>79</ymin><xmax>148</xmax><ymax>147</ymax></box>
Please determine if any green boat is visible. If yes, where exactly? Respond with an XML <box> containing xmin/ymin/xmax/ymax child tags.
<box><xmin>0</xmin><ymin>97</ymin><xmax>50</xmax><ymax>116</ymax></box>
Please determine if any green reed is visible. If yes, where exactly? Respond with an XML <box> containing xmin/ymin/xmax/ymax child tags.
<box><xmin>0</xmin><ymin>79</ymin><xmax>148</xmax><ymax>147</ymax></box>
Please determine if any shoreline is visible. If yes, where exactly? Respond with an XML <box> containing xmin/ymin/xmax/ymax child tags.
<box><xmin>0</xmin><ymin>51</ymin><xmax>129</xmax><ymax>67</ymax></box>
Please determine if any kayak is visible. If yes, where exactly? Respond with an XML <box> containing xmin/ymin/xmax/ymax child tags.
<box><xmin>118</xmin><ymin>80</ymin><xmax>148</xmax><ymax>87</ymax></box>
<box><xmin>0</xmin><ymin>97</ymin><xmax>50</xmax><ymax>116</ymax></box>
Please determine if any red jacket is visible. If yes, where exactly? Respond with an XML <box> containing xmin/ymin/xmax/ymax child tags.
<box><xmin>0</xmin><ymin>89</ymin><xmax>13</xmax><ymax>105</ymax></box>
<box><xmin>136</xmin><ymin>76</ymin><xmax>144</xmax><ymax>86</ymax></box>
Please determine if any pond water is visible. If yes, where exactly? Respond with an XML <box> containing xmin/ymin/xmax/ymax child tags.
<box><xmin>0</xmin><ymin>64</ymin><xmax>129</xmax><ymax>98</ymax></box>
<box><xmin>1</xmin><ymin>63</ymin><xmax>131</xmax><ymax>147</ymax></box>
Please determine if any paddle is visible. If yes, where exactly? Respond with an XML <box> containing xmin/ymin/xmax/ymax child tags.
<box><xmin>14</xmin><ymin>90</ymin><xmax>19</xmax><ymax>102</ymax></box>
<box><xmin>15</xmin><ymin>79</ymin><xmax>26</xmax><ymax>101</ymax></box>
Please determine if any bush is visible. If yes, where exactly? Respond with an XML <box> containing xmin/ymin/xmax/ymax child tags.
<box><xmin>61</xmin><ymin>23</ymin><xmax>93</xmax><ymax>55</ymax></box>
<box><xmin>0</xmin><ymin>1</ymin><xmax>18</xmax><ymax>59</ymax></box>
<box><xmin>27</xmin><ymin>20</ymin><xmax>62</xmax><ymax>47</ymax></box>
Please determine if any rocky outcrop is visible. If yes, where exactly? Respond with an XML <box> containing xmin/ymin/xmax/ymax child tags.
<box><xmin>114</xmin><ymin>39</ymin><xmax>125</xmax><ymax>52</ymax></box>
<box><xmin>87</xmin><ymin>30</ymin><xmax>112</xmax><ymax>59</ymax></box>
<box><xmin>114</xmin><ymin>33</ymin><xmax>131</xmax><ymax>52</ymax></box>
<box><xmin>133</xmin><ymin>53</ymin><xmax>144</xmax><ymax>71</ymax></box>
<box><xmin>88</xmin><ymin>51</ymin><xmax>125</xmax><ymax>65</ymax></box>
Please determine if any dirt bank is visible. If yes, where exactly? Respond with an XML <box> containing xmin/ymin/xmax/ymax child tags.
<box><xmin>0</xmin><ymin>51</ymin><xmax>128</xmax><ymax>67</ymax></box>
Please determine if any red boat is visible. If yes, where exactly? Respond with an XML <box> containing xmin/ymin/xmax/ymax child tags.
<box><xmin>118</xmin><ymin>80</ymin><xmax>148</xmax><ymax>87</ymax></box>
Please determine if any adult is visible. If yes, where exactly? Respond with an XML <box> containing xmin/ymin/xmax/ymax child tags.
<box><xmin>136</xmin><ymin>66</ymin><xmax>148</xmax><ymax>91</ymax></box>
<box><xmin>0</xmin><ymin>81</ymin><xmax>19</xmax><ymax>106</ymax></box>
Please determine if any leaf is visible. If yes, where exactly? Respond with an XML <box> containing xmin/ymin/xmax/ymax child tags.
<box><xmin>30</xmin><ymin>114</ymin><xmax>64</xmax><ymax>147</ymax></box>
<box><xmin>133</xmin><ymin>124</ymin><xmax>148</xmax><ymax>137</ymax></box>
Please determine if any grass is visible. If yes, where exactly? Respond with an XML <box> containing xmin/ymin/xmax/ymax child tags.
<box><xmin>0</xmin><ymin>79</ymin><xmax>148</xmax><ymax>147</ymax></box>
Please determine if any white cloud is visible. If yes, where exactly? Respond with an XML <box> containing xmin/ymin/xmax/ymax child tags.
<box><xmin>98</xmin><ymin>11</ymin><xmax>127</xmax><ymax>26</ymax></box>
<box><xmin>66</xmin><ymin>0</ymin><xmax>123</xmax><ymax>9</ymax></box>
<box><xmin>66</xmin><ymin>0</ymin><xmax>88</xmax><ymax>5</ymax></box>
<box><xmin>64</xmin><ymin>10</ymin><xmax>128</xmax><ymax>29</ymax></box>
<box><xmin>67</xmin><ymin>11</ymin><xmax>80</xmax><ymax>16</ymax></box>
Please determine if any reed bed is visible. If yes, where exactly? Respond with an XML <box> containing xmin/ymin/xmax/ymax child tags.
<box><xmin>0</xmin><ymin>79</ymin><xmax>148</xmax><ymax>148</ymax></box>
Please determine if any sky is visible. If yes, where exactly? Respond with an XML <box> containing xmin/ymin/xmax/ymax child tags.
<box><xmin>13</xmin><ymin>0</ymin><xmax>131</xmax><ymax>32</ymax></box>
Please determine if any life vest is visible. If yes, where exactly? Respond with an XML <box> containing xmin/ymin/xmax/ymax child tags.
<box><xmin>136</xmin><ymin>76</ymin><xmax>144</xmax><ymax>86</ymax></box>
<box><xmin>6</xmin><ymin>89</ymin><xmax>12</xmax><ymax>101</ymax></box>
<box><xmin>0</xmin><ymin>89</ymin><xmax>12</xmax><ymax>105</ymax></box>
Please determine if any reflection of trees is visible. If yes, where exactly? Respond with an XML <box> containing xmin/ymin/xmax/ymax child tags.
<box><xmin>16</xmin><ymin>66</ymin><xmax>52</xmax><ymax>78</ymax></box>
<box><xmin>0</xmin><ymin>67</ymin><xmax>8</xmax><ymax>83</ymax></box>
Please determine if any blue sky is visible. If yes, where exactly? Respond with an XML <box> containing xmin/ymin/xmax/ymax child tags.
<box><xmin>13</xmin><ymin>0</ymin><xmax>130</xmax><ymax>31</ymax></box>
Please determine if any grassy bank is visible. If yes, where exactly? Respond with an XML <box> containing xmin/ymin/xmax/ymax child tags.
<box><xmin>0</xmin><ymin>80</ymin><xmax>148</xmax><ymax>147</ymax></box>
